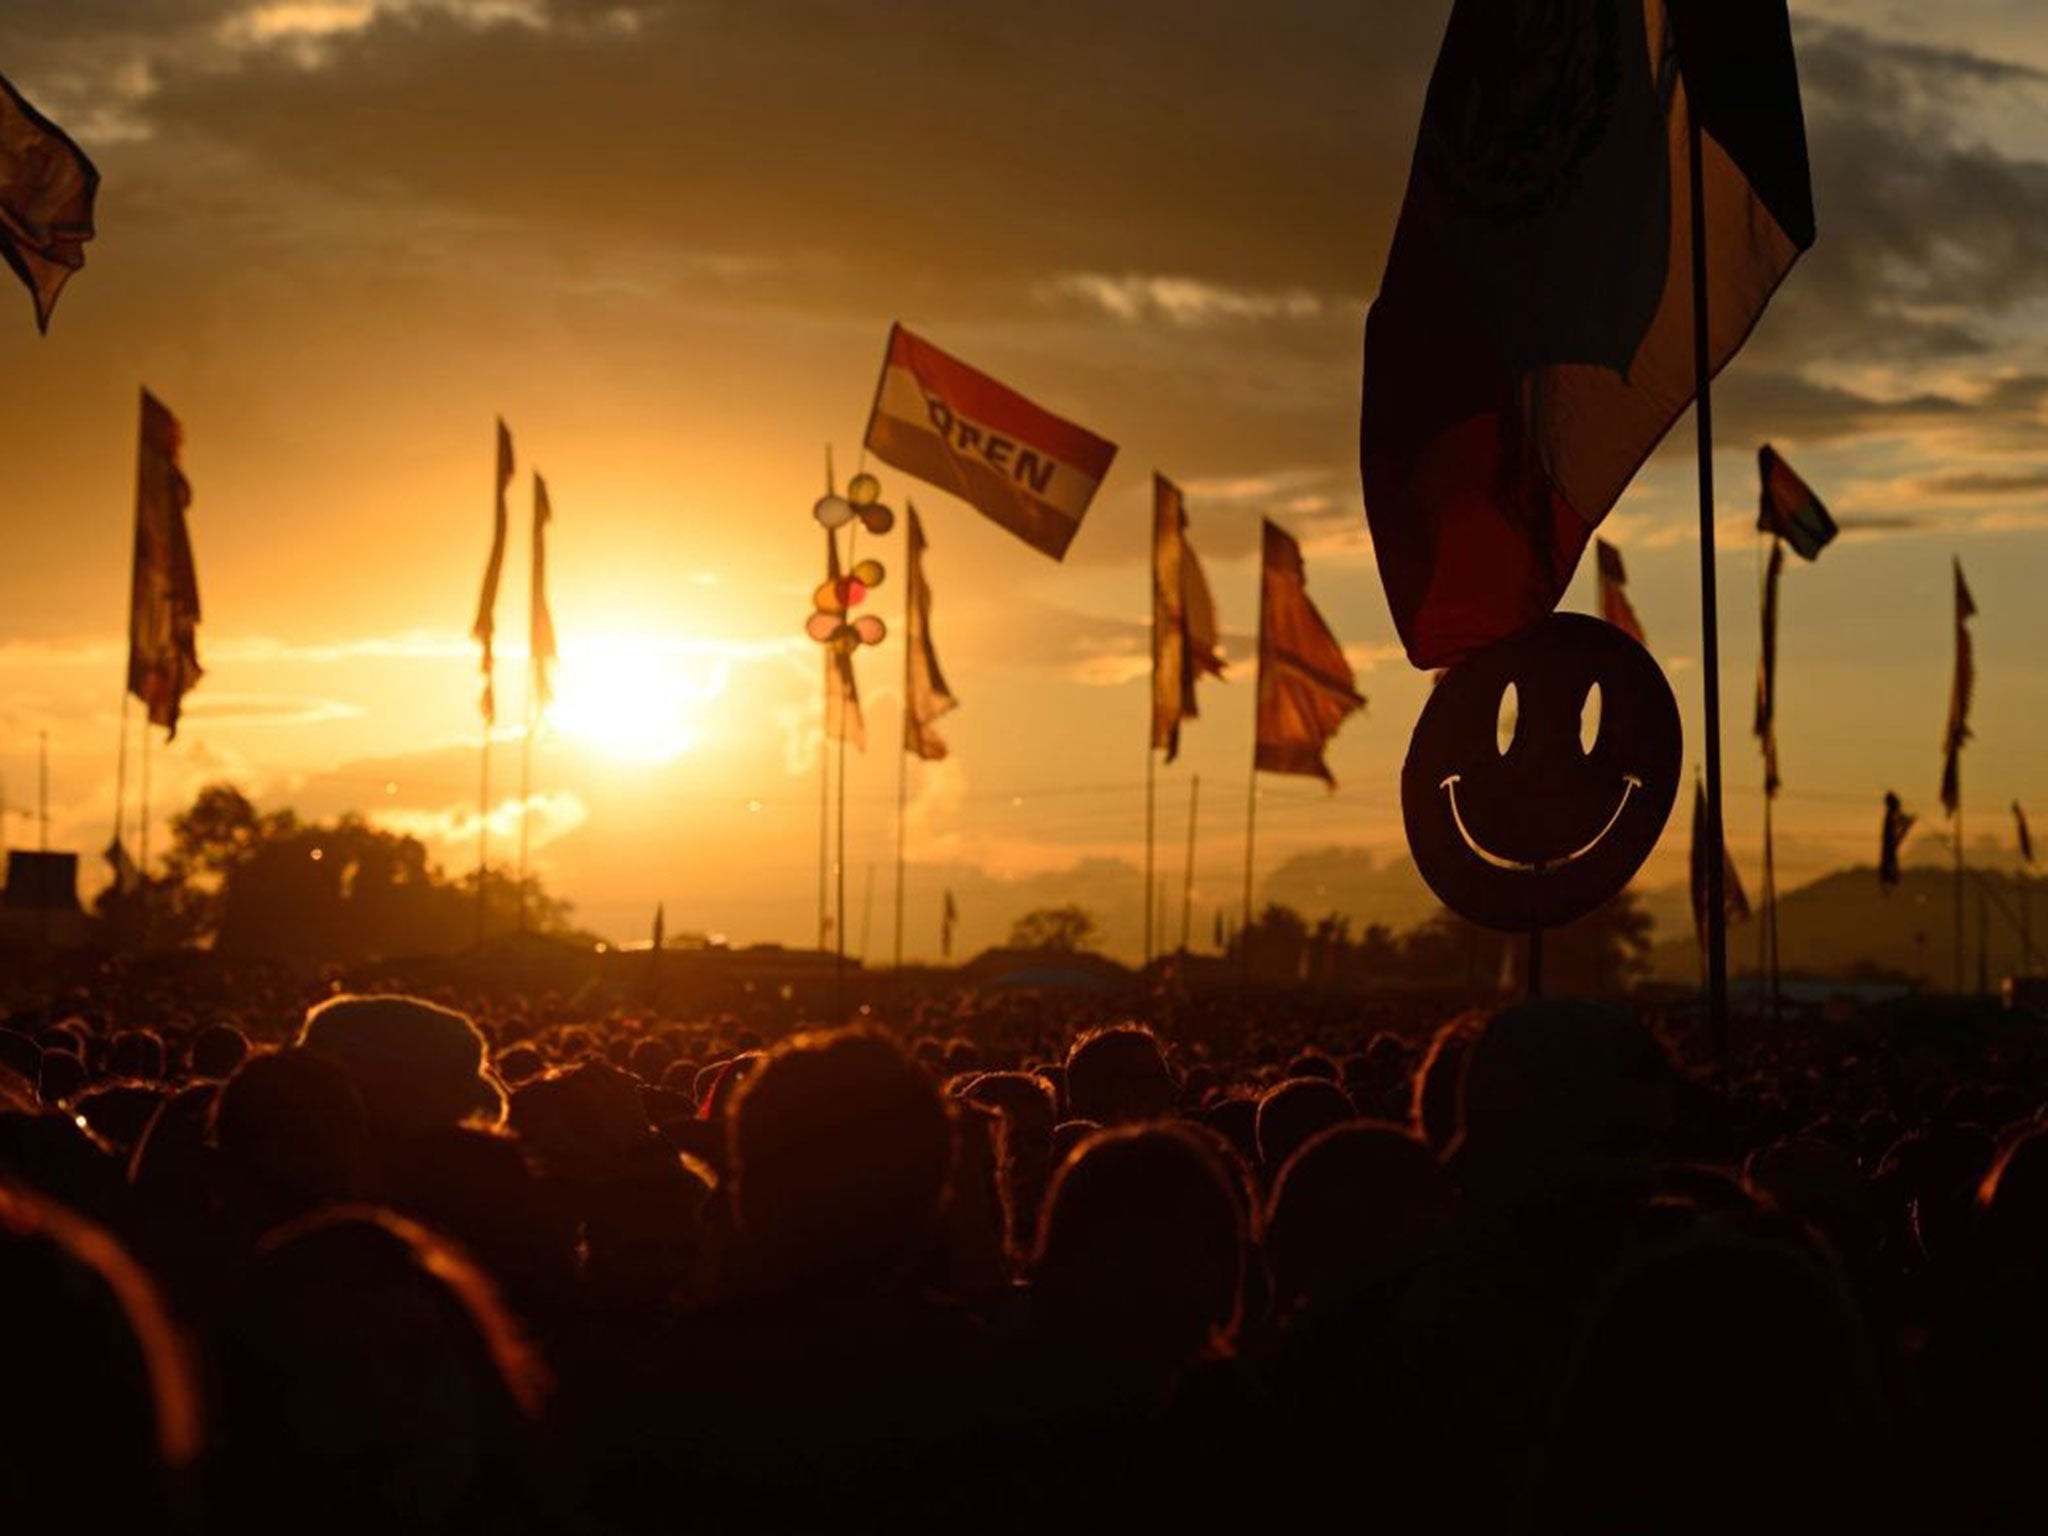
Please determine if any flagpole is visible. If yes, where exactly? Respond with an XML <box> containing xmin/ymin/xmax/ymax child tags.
<box><xmin>895</xmin><ymin>562</ymin><xmax>910</xmax><ymax>973</ymax></box>
<box><xmin>818</xmin><ymin>649</ymin><xmax>831</xmax><ymax>952</ymax></box>
<box><xmin>1240</xmin><ymin>770</ymin><xmax>1257</xmax><ymax>990</ymax></box>
<box><xmin>138</xmin><ymin>723</ymin><xmax>153</xmax><ymax>947</ymax></box>
<box><xmin>113</xmin><ymin>690</ymin><xmax>131</xmax><ymax>884</ymax></box>
<box><xmin>835</xmin><ymin>519</ymin><xmax>853</xmax><ymax>1020</ymax></box>
<box><xmin>475</xmin><ymin>722</ymin><xmax>491</xmax><ymax>945</ymax></box>
<box><xmin>1955</xmin><ymin>803</ymin><xmax>1966</xmax><ymax>995</ymax></box>
<box><xmin>1181</xmin><ymin>773</ymin><xmax>1200</xmax><ymax>954</ymax></box>
<box><xmin>517</xmin><ymin>689</ymin><xmax>534</xmax><ymax>934</ymax></box>
<box><xmin>1687</xmin><ymin>103</ymin><xmax>1731</xmax><ymax>1062</ymax></box>
<box><xmin>1144</xmin><ymin>748</ymin><xmax>1157</xmax><ymax>969</ymax></box>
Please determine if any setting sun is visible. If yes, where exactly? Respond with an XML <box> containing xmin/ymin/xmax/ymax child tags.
<box><xmin>545</xmin><ymin>635</ymin><xmax>731</xmax><ymax>765</ymax></box>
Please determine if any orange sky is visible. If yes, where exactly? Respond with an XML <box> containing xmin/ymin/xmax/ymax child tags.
<box><xmin>3</xmin><ymin>0</ymin><xmax>2047</xmax><ymax>959</ymax></box>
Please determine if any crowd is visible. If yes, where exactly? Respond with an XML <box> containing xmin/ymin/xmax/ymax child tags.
<box><xmin>3</xmin><ymin>979</ymin><xmax>2047</xmax><ymax>1534</ymax></box>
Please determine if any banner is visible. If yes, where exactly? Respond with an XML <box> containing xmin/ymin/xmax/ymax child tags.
<box><xmin>902</xmin><ymin>504</ymin><xmax>958</xmax><ymax>761</ymax></box>
<box><xmin>1758</xmin><ymin>444</ymin><xmax>1838</xmax><ymax>560</ymax></box>
<box><xmin>1152</xmin><ymin>474</ymin><xmax>1226</xmax><ymax>761</ymax></box>
<box><xmin>1361</xmin><ymin>0</ymin><xmax>1815</xmax><ymax>667</ymax></box>
<box><xmin>1755</xmin><ymin>538</ymin><xmax>1784</xmax><ymax>796</ymax></box>
<box><xmin>1880</xmin><ymin>792</ymin><xmax>1915</xmax><ymax>890</ymax></box>
<box><xmin>473</xmin><ymin>419</ymin><xmax>514</xmax><ymax>725</ymax></box>
<box><xmin>127</xmin><ymin>390</ymin><xmax>203</xmax><ymax>739</ymax></box>
<box><xmin>863</xmin><ymin>323</ymin><xmax>1117</xmax><ymax>559</ymax></box>
<box><xmin>530</xmin><ymin>472</ymin><xmax>557</xmax><ymax>712</ymax></box>
<box><xmin>0</xmin><ymin>72</ymin><xmax>98</xmax><ymax>331</ymax></box>
<box><xmin>1254</xmin><ymin>520</ymin><xmax>1365</xmax><ymax>785</ymax></box>
<box><xmin>1941</xmin><ymin>559</ymin><xmax>1975</xmax><ymax>816</ymax></box>
<box><xmin>1595</xmin><ymin>538</ymin><xmax>1646</xmax><ymax>647</ymax></box>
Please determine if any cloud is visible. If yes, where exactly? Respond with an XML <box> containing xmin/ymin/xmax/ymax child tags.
<box><xmin>1042</xmin><ymin>273</ymin><xmax>1331</xmax><ymax>328</ymax></box>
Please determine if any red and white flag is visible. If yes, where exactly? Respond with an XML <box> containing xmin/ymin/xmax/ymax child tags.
<box><xmin>862</xmin><ymin>324</ymin><xmax>1117</xmax><ymax>560</ymax></box>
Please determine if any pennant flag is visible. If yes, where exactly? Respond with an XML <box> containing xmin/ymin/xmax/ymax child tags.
<box><xmin>0</xmin><ymin>73</ymin><xmax>98</xmax><ymax>332</ymax></box>
<box><xmin>1755</xmin><ymin>538</ymin><xmax>1785</xmax><ymax>797</ymax></box>
<box><xmin>2017</xmin><ymin>801</ymin><xmax>2034</xmax><ymax>867</ymax></box>
<box><xmin>1880</xmin><ymin>791</ymin><xmax>1915</xmax><ymax>891</ymax></box>
<box><xmin>1361</xmin><ymin>0</ymin><xmax>1815</xmax><ymax>667</ymax></box>
<box><xmin>902</xmin><ymin>504</ymin><xmax>958</xmax><ymax>761</ymax></box>
<box><xmin>1941</xmin><ymin>559</ymin><xmax>1975</xmax><ymax>816</ymax></box>
<box><xmin>862</xmin><ymin>323</ymin><xmax>1118</xmax><ymax>560</ymax></box>
<box><xmin>1254</xmin><ymin>520</ymin><xmax>1365</xmax><ymax>786</ymax></box>
<box><xmin>103</xmin><ymin>837</ymin><xmax>143</xmax><ymax>899</ymax></box>
<box><xmin>1152</xmin><ymin>475</ymin><xmax>1227</xmax><ymax>762</ymax></box>
<box><xmin>1594</xmin><ymin>538</ymin><xmax>1646</xmax><ymax>647</ymax></box>
<box><xmin>942</xmin><ymin>889</ymin><xmax>958</xmax><ymax>960</ymax></box>
<box><xmin>473</xmin><ymin>419</ymin><xmax>514</xmax><ymax>726</ymax></box>
<box><xmin>825</xmin><ymin>532</ymin><xmax>865</xmax><ymax>750</ymax></box>
<box><xmin>1757</xmin><ymin>445</ymin><xmax>1837</xmax><ymax>561</ymax></box>
<box><xmin>530</xmin><ymin>472</ymin><xmax>558</xmax><ymax>713</ymax></box>
<box><xmin>127</xmin><ymin>390</ymin><xmax>203</xmax><ymax>739</ymax></box>
<box><xmin>652</xmin><ymin>902</ymin><xmax>665</xmax><ymax>951</ymax></box>
<box><xmin>1690</xmin><ymin>776</ymin><xmax>1751</xmax><ymax>947</ymax></box>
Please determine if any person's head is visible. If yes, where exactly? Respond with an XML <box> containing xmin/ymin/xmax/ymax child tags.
<box><xmin>72</xmin><ymin>1081</ymin><xmax>169</xmax><ymax>1156</ymax></box>
<box><xmin>1413</xmin><ymin>1010</ymin><xmax>1487</xmax><ymax>1154</ymax></box>
<box><xmin>1264</xmin><ymin>1122</ymin><xmax>1452</xmax><ymax>1318</ymax></box>
<box><xmin>1064</xmin><ymin>1025</ymin><xmax>1175</xmax><ymax>1125</ymax></box>
<box><xmin>1255</xmin><ymin>1077</ymin><xmax>1357</xmax><ymax>1175</ymax></box>
<box><xmin>1034</xmin><ymin>1122</ymin><xmax>1247</xmax><ymax>1373</ymax></box>
<box><xmin>1977</xmin><ymin>1122</ymin><xmax>2048</xmax><ymax>1271</ymax></box>
<box><xmin>0</xmin><ymin>1181</ymin><xmax>202</xmax><ymax>1528</ymax></box>
<box><xmin>212</xmin><ymin>1049</ymin><xmax>371</xmax><ymax>1229</ymax></box>
<box><xmin>108</xmin><ymin>1028</ymin><xmax>166</xmax><ymax>1083</ymax></box>
<box><xmin>189</xmin><ymin>1023</ymin><xmax>250</xmax><ymax>1081</ymax></box>
<box><xmin>298</xmin><ymin>994</ymin><xmax>504</xmax><ymax>1136</ymax></box>
<box><xmin>727</xmin><ymin>1027</ymin><xmax>952</xmax><ymax>1293</ymax></box>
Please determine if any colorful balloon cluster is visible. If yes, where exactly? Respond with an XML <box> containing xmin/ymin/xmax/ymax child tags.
<box><xmin>807</xmin><ymin>470</ymin><xmax>894</xmax><ymax>652</ymax></box>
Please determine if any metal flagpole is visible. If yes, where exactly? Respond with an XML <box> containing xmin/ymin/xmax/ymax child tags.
<box><xmin>113</xmin><ymin>692</ymin><xmax>131</xmax><ymax>870</ymax></box>
<box><xmin>1144</xmin><ymin>748</ymin><xmax>1156</xmax><ymax>969</ymax></box>
<box><xmin>1955</xmin><ymin>804</ymin><xmax>1966</xmax><ymax>995</ymax></box>
<box><xmin>835</xmin><ymin>519</ymin><xmax>853</xmax><ymax>1019</ymax></box>
<box><xmin>475</xmin><ymin>722</ymin><xmax>491</xmax><ymax>944</ymax></box>
<box><xmin>517</xmin><ymin>690</ymin><xmax>534</xmax><ymax>933</ymax></box>
<box><xmin>895</xmin><ymin>563</ymin><xmax>910</xmax><ymax>972</ymax></box>
<box><xmin>819</xmin><ymin>648</ymin><xmax>831</xmax><ymax>951</ymax></box>
<box><xmin>1181</xmin><ymin>773</ymin><xmax>1201</xmax><ymax>953</ymax></box>
<box><xmin>1240</xmin><ymin>770</ymin><xmax>1257</xmax><ymax>989</ymax></box>
<box><xmin>861</xmin><ymin>861</ymin><xmax>875</xmax><ymax>961</ymax></box>
<box><xmin>1688</xmin><ymin>103</ymin><xmax>1731</xmax><ymax>1061</ymax></box>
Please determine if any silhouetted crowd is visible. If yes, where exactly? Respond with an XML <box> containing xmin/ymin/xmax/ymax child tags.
<box><xmin>5</xmin><ymin>983</ymin><xmax>2048</xmax><ymax>1534</ymax></box>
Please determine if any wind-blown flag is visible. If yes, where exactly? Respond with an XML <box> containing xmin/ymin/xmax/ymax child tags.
<box><xmin>1594</xmin><ymin>538</ymin><xmax>1646</xmax><ymax>647</ymax></box>
<box><xmin>128</xmin><ymin>390</ymin><xmax>203</xmax><ymax>739</ymax></box>
<box><xmin>1361</xmin><ymin>0</ymin><xmax>1815</xmax><ymax>667</ymax></box>
<box><xmin>530</xmin><ymin>472</ymin><xmax>557</xmax><ymax>713</ymax></box>
<box><xmin>1941</xmin><ymin>559</ymin><xmax>1975</xmax><ymax>816</ymax></box>
<box><xmin>825</xmin><ymin>532</ymin><xmax>865</xmax><ymax>750</ymax></box>
<box><xmin>103</xmin><ymin>837</ymin><xmax>142</xmax><ymax>899</ymax></box>
<box><xmin>1758</xmin><ymin>445</ymin><xmax>1837</xmax><ymax>560</ymax></box>
<box><xmin>2017</xmin><ymin>801</ymin><xmax>2034</xmax><ymax>867</ymax></box>
<box><xmin>473</xmin><ymin>419</ymin><xmax>514</xmax><ymax>725</ymax></box>
<box><xmin>1690</xmin><ymin>776</ymin><xmax>1751</xmax><ymax>946</ymax></box>
<box><xmin>0</xmin><ymin>73</ymin><xmax>98</xmax><ymax>332</ymax></box>
<box><xmin>1880</xmin><ymin>792</ymin><xmax>1915</xmax><ymax>890</ymax></box>
<box><xmin>1254</xmin><ymin>521</ymin><xmax>1365</xmax><ymax>786</ymax></box>
<box><xmin>942</xmin><ymin>889</ymin><xmax>958</xmax><ymax>959</ymax></box>
<box><xmin>902</xmin><ymin>505</ymin><xmax>958</xmax><ymax>761</ymax></box>
<box><xmin>1152</xmin><ymin>475</ymin><xmax>1227</xmax><ymax>762</ymax></box>
<box><xmin>1755</xmin><ymin>539</ymin><xmax>1785</xmax><ymax>796</ymax></box>
<box><xmin>862</xmin><ymin>324</ymin><xmax>1118</xmax><ymax>560</ymax></box>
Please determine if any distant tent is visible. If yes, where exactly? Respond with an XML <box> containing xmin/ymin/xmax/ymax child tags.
<box><xmin>4</xmin><ymin>850</ymin><xmax>80</xmax><ymax>912</ymax></box>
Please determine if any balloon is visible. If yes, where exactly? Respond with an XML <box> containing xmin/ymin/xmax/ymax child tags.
<box><xmin>847</xmin><ymin>472</ymin><xmax>881</xmax><ymax>507</ymax></box>
<box><xmin>839</xmin><ymin>577</ymin><xmax>867</xmax><ymax>606</ymax></box>
<box><xmin>859</xmin><ymin>505</ymin><xmax>895</xmax><ymax>536</ymax></box>
<box><xmin>813</xmin><ymin>494</ymin><xmax>855</xmax><ymax>529</ymax></box>
<box><xmin>813</xmin><ymin>579</ymin><xmax>845</xmax><ymax>615</ymax></box>
<box><xmin>851</xmin><ymin>559</ymin><xmax>884</xmax><ymax>587</ymax></box>
<box><xmin>806</xmin><ymin>612</ymin><xmax>841</xmax><ymax>643</ymax></box>
<box><xmin>853</xmin><ymin>614</ymin><xmax>887</xmax><ymax>646</ymax></box>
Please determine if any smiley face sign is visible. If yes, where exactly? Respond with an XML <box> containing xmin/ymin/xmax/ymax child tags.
<box><xmin>1402</xmin><ymin>612</ymin><xmax>1680</xmax><ymax>932</ymax></box>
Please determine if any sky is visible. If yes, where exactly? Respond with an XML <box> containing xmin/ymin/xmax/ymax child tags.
<box><xmin>2</xmin><ymin>0</ymin><xmax>2046</xmax><ymax>961</ymax></box>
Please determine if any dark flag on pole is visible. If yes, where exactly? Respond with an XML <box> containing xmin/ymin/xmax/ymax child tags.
<box><xmin>1757</xmin><ymin>445</ymin><xmax>1837</xmax><ymax>560</ymax></box>
<box><xmin>1152</xmin><ymin>475</ymin><xmax>1227</xmax><ymax>762</ymax></box>
<box><xmin>1361</xmin><ymin>0</ymin><xmax>1815</xmax><ymax>668</ymax></box>
<box><xmin>1594</xmin><ymin>538</ymin><xmax>1646</xmax><ymax>647</ymax></box>
<box><xmin>473</xmin><ymin>420</ymin><xmax>514</xmax><ymax>726</ymax></box>
<box><xmin>1254</xmin><ymin>521</ymin><xmax>1364</xmax><ymax>786</ymax></box>
<box><xmin>1941</xmin><ymin>559</ymin><xmax>1975</xmax><ymax>817</ymax></box>
<box><xmin>2016</xmin><ymin>802</ymin><xmax>2034</xmax><ymax>867</ymax></box>
<box><xmin>941</xmin><ymin>889</ymin><xmax>958</xmax><ymax>959</ymax></box>
<box><xmin>0</xmin><ymin>73</ymin><xmax>98</xmax><ymax>332</ymax></box>
<box><xmin>1880</xmin><ymin>792</ymin><xmax>1915</xmax><ymax>891</ymax></box>
<box><xmin>128</xmin><ymin>391</ymin><xmax>203</xmax><ymax>739</ymax></box>
<box><xmin>825</xmin><ymin>533</ymin><xmax>865</xmax><ymax>751</ymax></box>
<box><xmin>1755</xmin><ymin>539</ymin><xmax>1785</xmax><ymax>797</ymax></box>
<box><xmin>530</xmin><ymin>473</ymin><xmax>557</xmax><ymax>713</ymax></box>
<box><xmin>903</xmin><ymin>505</ymin><xmax>958</xmax><ymax>761</ymax></box>
<box><xmin>1690</xmin><ymin>776</ymin><xmax>1751</xmax><ymax>946</ymax></box>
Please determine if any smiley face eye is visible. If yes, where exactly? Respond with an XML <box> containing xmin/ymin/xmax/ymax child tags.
<box><xmin>1497</xmin><ymin>682</ymin><xmax>1518</xmax><ymax>756</ymax></box>
<box><xmin>1580</xmin><ymin>681</ymin><xmax>1603</xmax><ymax>755</ymax></box>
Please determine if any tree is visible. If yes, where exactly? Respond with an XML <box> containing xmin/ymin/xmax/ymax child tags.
<box><xmin>1008</xmin><ymin>905</ymin><xmax>1101</xmax><ymax>954</ymax></box>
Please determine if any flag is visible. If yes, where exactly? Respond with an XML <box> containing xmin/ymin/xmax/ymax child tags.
<box><xmin>1757</xmin><ymin>445</ymin><xmax>1837</xmax><ymax>560</ymax></box>
<box><xmin>1880</xmin><ymin>792</ymin><xmax>1915</xmax><ymax>890</ymax></box>
<box><xmin>0</xmin><ymin>73</ymin><xmax>98</xmax><ymax>332</ymax></box>
<box><xmin>1755</xmin><ymin>538</ymin><xmax>1785</xmax><ymax>797</ymax></box>
<box><xmin>128</xmin><ymin>390</ymin><xmax>203</xmax><ymax>739</ymax></box>
<box><xmin>1361</xmin><ymin>0</ymin><xmax>1815</xmax><ymax>668</ymax></box>
<box><xmin>1941</xmin><ymin>559</ymin><xmax>1975</xmax><ymax>816</ymax></box>
<box><xmin>1690</xmin><ymin>776</ymin><xmax>1751</xmax><ymax>946</ymax></box>
<box><xmin>2017</xmin><ymin>802</ymin><xmax>2035</xmax><ymax>867</ymax></box>
<box><xmin>103</xmin><ymin>837</ymin><xmax>142</xmax><ymax>899</ymax></box>
<box><xmin>942</xmin><ymin>889</ymin><xmax>958</xmax><ymax>959</ymax></box>
<box><xmin>530</xmin><ymin>472</ymin><xmax>558</xmax><ymax>714</ymax></box>
<box><xmin>652</xmin><ymin>903</ymin><xmax>665</xmax><ymax>951</ymax></box>
<box><xmin>1594</xmin><ymin>538</ymin><xmax>1646</xmax><ymax>647</ymax></box>
<box><xmin>473</xmin><ymin>419</ymin><xmax>514</xmax><ymax>726</ymax></box>
<box><xmin>902</xmin><ymin>504</ymin><xmax>958</xmax><ymax>761</ymax></box>
<box><xmin>824</xmin><ymin>532</ymin><xmax>865</xmax><ymax>750</ymax></box>
<box><xmin>1152</xmin><ymin>475</ymin><xmax>1227</xmax><ymax>762</ymax></box>
<box><xmin>1254</xmin><ymin>520</ymin><xmax>1365</xmax><ymax>786</ymax></box>
<box><xmin>862</xmin><ymin>323</ymin><xmax>1118</xmax><ymax>560</ymax></box>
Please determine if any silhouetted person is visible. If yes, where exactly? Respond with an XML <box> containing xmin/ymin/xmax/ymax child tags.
<box><xmin>297</xmin><ymin>993</ymin><xmax>504</xmax><ymax>1142</ymax></box>
<box><xmin>212</xmin><ymin>1049</ymin><xmax>372</xmax><ymax>1241</ymax></box>
<box><xmin>1255</xmin><ymin>1075</ymin><xmax>1356</xmax><ymax>1177</ymax></box>
<box><xmin>1064</xmin><ymin>1025</ymin><xmax>1176</xmax><ymax>1125</ymax></box>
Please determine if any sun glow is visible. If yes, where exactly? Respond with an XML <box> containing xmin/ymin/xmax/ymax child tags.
<box><xmin>545</xmin><ymin>635</ymin><xmax>730</xmax><ymax>765</ymax></box>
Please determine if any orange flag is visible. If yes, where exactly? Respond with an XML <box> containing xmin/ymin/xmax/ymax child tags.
<box><xmin>1254</xmin><ymin>520</ymin><xmax>1364</xmax><ymax>786</ymax></box>
<box><xmin>127</xmin><ymin>390</ymin><xmax>202</xmax><ymax>738</ymax></box>
<box><xmin>1152</xmin><ymin>474</ymin><xmax>1226</xmax><ymax>762</ymax></box>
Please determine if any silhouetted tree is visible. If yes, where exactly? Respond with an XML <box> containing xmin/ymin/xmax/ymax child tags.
<box><xmin>1008</xmin><ymin>905</ymin><xmax>1101</xmax><ymax>954</ymax></box>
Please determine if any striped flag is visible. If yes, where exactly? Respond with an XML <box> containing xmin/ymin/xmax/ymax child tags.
<box><xmin>862</xmin><ymin>324</ymin><xmax>1117</xmax><ymax>560</ymax></box>
<box><xmin>1255</xmin><ymin>521</ymin><xmax>1365</xmax><ymax>786</ymax></box>
<box><xmin>128</xmin><ymin>390</ymin><xmax>203</xmax><ymax>739</ymax></box>
<box><xmin>1941</xmin><ymin>559</ymin><xmax>1975</xmax><ymax>816</ymax></box>
<box><xmin>473</xmin><ymin>419</ymin><xmax>514</xmax><ymax>725</ymax></box>
<box><xmin>1758</xmin><ymin>445</ymin><xmax>1838</xmax><ymax>561</ymax></box>
<box><xmin>530</xmin><ymin>472</ymin><xmax>557</xmax><ymax>713</ymax></box>
<box><xmin>0</xmin><ymin>73</ymin><xmax>98</xmax><ymax>332</ymax></box>
<box><xmin>1152</xmin><ymin>475</ymin><xmax>1227</xmax><ymax>762</ymax></box>
<box><xmin>902</xmin><ymin>504</ymin><xmax>958</xmax><ymax>761</ymax></box>
<box><xmin>1594</xmin><ymin>539</ymin><xmax>1646</xmax><ymax>647</ymax></box>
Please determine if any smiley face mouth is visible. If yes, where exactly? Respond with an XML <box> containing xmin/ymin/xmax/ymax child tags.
<box><xmin>1439</xmin><ymin>773</ymin><xmax>1645</xmax><ymax>873</ymax></box>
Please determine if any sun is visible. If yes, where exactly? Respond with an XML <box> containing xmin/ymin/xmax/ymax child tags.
<box><xmin>545</xmin><ymin>634</ymin><xmax>730</xmax><ymax>765</ymax></box>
